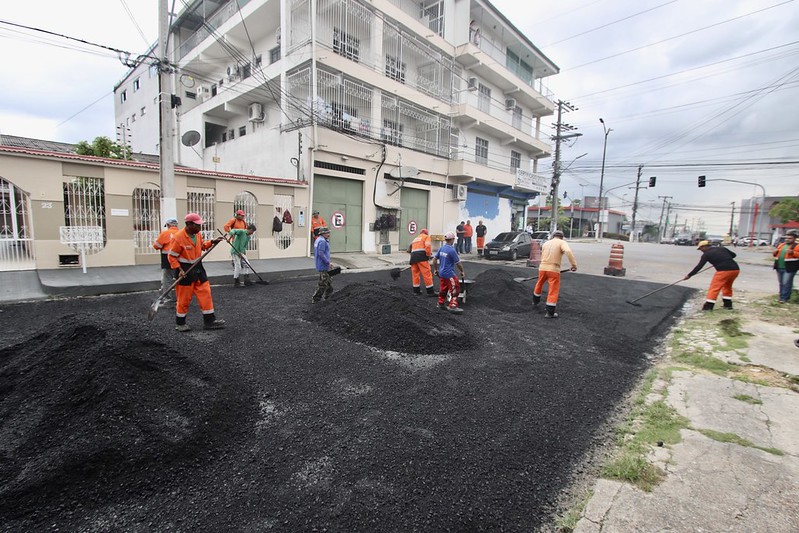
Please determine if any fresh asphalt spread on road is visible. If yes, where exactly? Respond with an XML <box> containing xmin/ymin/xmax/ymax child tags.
<box><xmin>0</xmin><ymin>263</ymin><xmax>695</xmax><ymax>531</ymax></box>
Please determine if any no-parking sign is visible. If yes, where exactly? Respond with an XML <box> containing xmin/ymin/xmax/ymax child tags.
<box><xmin>407</xmin><ymin>220</ymin><xmax>417</xmax><ymax>235</ymax></box>
<box><xmin>331</xmin><ymin>211</ymin><xmax>345</xmax><ymax>229</ymax></box>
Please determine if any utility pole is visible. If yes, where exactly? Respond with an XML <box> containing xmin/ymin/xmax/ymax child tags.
<box><xmin>657</xmin><ymin>195</ymin><xmax>672</xmax><ymax>243</ymax></box>
<box><xmin>729</xmin><ymin>201</ymin><xmax>735</xmax><ymax>237</ymax></box>
<box><xmin>550</xmin><ymin>100</ymin><xmax>581</xmax><ymax>233</ymax></box>
<box><xmin>158</xmin><ymin>0</ymin><xmax>176</xmax><ymax>221</ymax></box>
<box><xmin>630</xmin><ymin>165</ymin><xmax>643</xmax><ymax>242</ymax></box>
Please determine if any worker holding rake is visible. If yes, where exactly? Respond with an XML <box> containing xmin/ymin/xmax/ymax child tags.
<box><xmin>167</xmin><ymin>213</ymin><xmax>226</xmax><ymax>331</ymax></box>
<box><xmin>684</xmin><ymin>240</ymin><xmax>740</xmax><ymax>310</ymax></box>
<box><xmin>533</xmin><ymin>230</ymin><xmax>577</xmax><ymax>318</ymax></box>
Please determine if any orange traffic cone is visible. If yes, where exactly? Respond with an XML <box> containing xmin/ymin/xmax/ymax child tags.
<box><xmin>603</xmin><ymin>243</ymin><xmax>626</xmax><ymax>276</ymax></box>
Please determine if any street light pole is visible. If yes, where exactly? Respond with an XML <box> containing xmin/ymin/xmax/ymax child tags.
<box><xmin>597</xmin><ymin>118</ymin><xmax>612</xmax><ymax>241</ymax></box>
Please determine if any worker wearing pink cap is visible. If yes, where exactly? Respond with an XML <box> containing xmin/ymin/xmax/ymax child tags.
<box><xmin>167</xmin><ymin>213</ymin><xmax>226</xmax><ymax>331</ymax></box>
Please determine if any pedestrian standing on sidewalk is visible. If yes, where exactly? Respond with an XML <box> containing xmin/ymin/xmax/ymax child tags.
<box><xmin>224</xmin><ymin>209</ymin><xmax>247</xmax><ymax>232</ymax></box>
<box><xmin>229</xmin><ymin>224</ymin><xmax>257</xmax><ymax>287</ymax></box>
<box><xmin>455</xmin><ymin>221</ymin><xmax>466</xmax><ymax>253</ymax></box>
<box><xmin>152</xmin><ymin>218</ymin><xmax>179</xmax><ymax>302</ymax></box>
<box><xmin>463</xmin><ymin>220</ymin><xmax>474</xmax><ymax>254</ymax></box>
<box><xmin>533</xmin><ymin>230</ymin><xmax>577</xmax><ymax>318</ymax></box>
<box><xmin>433</xmin><ymin>232</ymin><xmax>465</xmax><ymax>314</ymax></box>
<box><xmin>684</xmin><ymin>240</ymin><xmax>740</xmax><ymax>311</ymax></box>
<box><xmin>167</xmin><ymin>213</ymin><xmax>226</xmax><ymax>331</ymax></box>
<box><xmin>773</xmin><ymin>229</ymin><xmax>799</xmax><ymax>303</ymax></box>
<box><xmin>407</xmin><ymin>228</ymin><xmax>436</xmax><ymax>296</ymax></box>
<box><xmin>476</xmin><ymin>220</ymin><xmax>487</xmax><ymax>257</ymax></box>
<box><xmin>312</xmin><ymin>227</ymin><xmax>335</xmax><ymax>303</ymax></box>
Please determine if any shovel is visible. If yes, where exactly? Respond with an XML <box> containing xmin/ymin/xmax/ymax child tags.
<box><xmin>625</xmin><ymin>266</ymin><xmax>712</xmax><ymax>306</ymax></box>
<box><xmin>216</xmin><ymin>229</ymin><xmax>270</xmax><ymax>285</ymax></box>
<box><xmin>390</xmin><ymin>265</ymin><xmax>411</xmax><ymax>280</ymax></box>
<box><xmin>514</xmin><ymin>268</ymin><xmax>570</xmax><ymax>283</ymax></box>
<box><xmin>148</xmin><ymin>239</ymin><xmax>222</xmax><ymax>321</ymax></box>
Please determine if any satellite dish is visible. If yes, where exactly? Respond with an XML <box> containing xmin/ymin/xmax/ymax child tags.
<box><xmin>389</xmin><ymin>166</ymin><xmax>419</xmax><ymax>179</ymax></box>
<box><xmin>181</xmin><ymin>130</ymin><xmax>201</xmax><ymax>147</ymax></box>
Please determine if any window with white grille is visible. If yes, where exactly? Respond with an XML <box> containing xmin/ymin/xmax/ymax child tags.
<box><xmin>385</xmin><ymin>54</ymin><xmax>406</xmax><ymax>84</ymax></box>
<box><xmin>0</xmin><ymin>178</ymin><xmax>34</xmax><ymax>269</ymax></box>
<box><xmin>187</xmin><ymin>187</ymin><xmax>215</xmax><ymax>241</ymax></box>
<box><xmin>478</xmin><ymin>84</ymin><xmax>491</xmax><ymax>113</ymax></box>
<box><xmin>333</xmin><ymin>27</ymin><xmax>360</xmax><ymax>62</ymax></box>
<box><xmin>233</xmin><ymin>191</ymin><xmax>258</xmax><ymax>252</ymax></box>
<box><xmin>133</xmin><ymin>183</ymin><xmax>161</xmax><ymax>254</ymax></box>
<box><xmin>63</xmin><ymin>176</ymin><xmax>106</xmax><ymax>251</ymax></box>
<box><xmin>510</xmin><ymin>151</ymin><xmax>521</xmax><ymax>172</ymax></box>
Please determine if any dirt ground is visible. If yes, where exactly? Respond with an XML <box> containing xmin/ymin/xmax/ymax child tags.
<box><xmin>0</xmin><ymin>264</ymin><xmax>694</xmax><ymax>531</ymax></box>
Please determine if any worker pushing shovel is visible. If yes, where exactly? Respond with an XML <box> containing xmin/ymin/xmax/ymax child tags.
<box><xmin>532</xmin><ymin>230</ymin><xmax>577</xmax><ymax>318</ymax></box>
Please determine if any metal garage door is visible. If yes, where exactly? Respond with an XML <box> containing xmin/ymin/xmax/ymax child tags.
<box><xmin>312</xmin><ymin>175</ymin><xmax>363</xmax><ymax>253</ymax></box>
<box><xmin>399</xmin><ymin>187</ymin><xmax>429</xmax><ymax>251</ymax></box>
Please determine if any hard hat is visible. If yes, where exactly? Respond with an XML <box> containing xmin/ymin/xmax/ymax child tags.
<box><xmin>696</xmin><ymin>240</ymin><xmax>710</xmax><ymax>249</ymax></box>
<box><xmin>318</xmin><ymin>226</ymin><xmax>330</xmax><ymax>234</ymax></box>
<box><xmin>164</xmin><ymin>218</ymin><xmax>178</xmax><ymax>226</ymax></box>
<box><xmin>185</xmin><ymin>213</ymin><xmax>204</xmax><ymax>224</ymax></box>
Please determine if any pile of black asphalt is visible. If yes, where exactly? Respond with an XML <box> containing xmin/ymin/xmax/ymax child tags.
<box><xmin>0</xmin><ymin>264</ymin><xmax>694</xmax><ymax>531</ymax></box>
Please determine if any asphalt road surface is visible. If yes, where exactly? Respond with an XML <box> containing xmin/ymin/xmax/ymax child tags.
<box><xmin>1</xmin><ymin>264</ymin><xmax>695</xmax><ymax>531</ymax></box>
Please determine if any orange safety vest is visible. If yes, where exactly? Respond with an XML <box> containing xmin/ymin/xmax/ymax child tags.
<box><xmin>409</xmin><ymin>233</ymin><xmax>431</xmax><ymax>264</ymax></box>
<box><xmin>167</xmin><ymin>228</ymin><xmax>214</xmax><ymax>270</ymax></box>
<box><xmin>311</xmin><ymin>216</ymin><xmax>327</xmax><ymax>237</ymax></box>
<box><xmin>153</xmin><ymin>226</ymin><xmax>179</xmax><ymax>253</ymax></box>
<box><xmin>224</xmin><ymin>217</ymin><xmax>247</xmax><ymax>232</ymax></box>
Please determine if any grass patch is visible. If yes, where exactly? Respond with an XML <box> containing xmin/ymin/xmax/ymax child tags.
<box><xmin>695</xmin><ymin>428</ymin><xmax>784</xmax><ymax>456</ymax></box>
<box><xmin>738</xmin><ymin>355</ymin><xmax>751</xmax><ymax>362</ymax></box>
<box><xmin>733</xmin><ymin>393</ymin><xmax>762</xmax><ymax>405</ymax></box>
<box><xmin>673</xmin><ymin>352</ymin><xmax>738</xmax><ymax>375</ymax></box>
<box><xmin>717</xmin><ymin>317</ymin><xmax>752</xmax><ymax>350</ymax></box>
<box><xmin>554</xmin><ymin>491</ymin><xmax>592</xmax><ymax>532</ymax></box>
<box><xmin>602</xmin><ymin>451</ymin><xmax>663</xmax><ymax>492</ymax></box>
<box><xmin>662</xmin><ymin>366</ymin><xmax>691</xmax><ymax>382</ymax></box>
<box><xmin>734</xmin><ymin>375</ymin><xmax>770</xmax><ymax>387</ymax></box>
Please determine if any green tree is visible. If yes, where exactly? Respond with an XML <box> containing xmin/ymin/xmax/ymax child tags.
<box><xmin>769</xmin><ymin>198</ymin><xmax>799</xmax><ymax>223</ymax></box>
<box><xmin>75</xmin><ymin>136</ymin><xmax>131</xmax><ymax>160</ymax></box>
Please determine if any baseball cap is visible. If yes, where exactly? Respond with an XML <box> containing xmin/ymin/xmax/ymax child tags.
<box><xmin>696</xmin><ymin>240</ymin><xmax>710</xmax><ymax>249</ymax></box>
<box><xmin>787</xmin><ymin>229</ymin><xmax>799</xmax><ymax>237</ymax></box>
<box><xmin>420</xmin><ymin>228</ymin><xmax>428</xmax><ymax>234</ymax></box>
<box><xmin>164</xmin><ymin>218</ymin><xmax>178</xmax><ymax>226</ymax></box>
<box><xmin>313</xmin><ymin>210</ymin><xmax>320</xmax><ymax>215</ymax></box>
<box><xmin>552</xmin><ymin>230</ymin><xmax>564</xmax><ymax>238</ymax></box>
<box><xmin>445</xmin><ymin>231</ymin><xmax>456</xmax><ymax>240</ymax></box>
<box><xmin>185</xmin><ymin>213</ymin><xmax>204</xmax><ymax>225</ymax></box>
<box><xmin>318</xmin><ymin>226</ymin><xmax>330</xmax><ymax>234</ymax></box>
<box><xmin>235</xmin><ymin>209</ymin><xmax>246</xmax><ymax>216</ymax></box>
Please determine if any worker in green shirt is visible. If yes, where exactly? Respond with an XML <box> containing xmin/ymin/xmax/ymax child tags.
<box><xmin>229</xmin><ymin>224</ymin><xmax>256</xmax><ymax>287</ymax></box>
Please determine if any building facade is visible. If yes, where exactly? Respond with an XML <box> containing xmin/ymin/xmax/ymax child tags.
<box><xmin>114</xmin><ymin>0</ymin><xmax>559</xmax><ymax>254</ymax></box>
<box><xmin>0</xmin><ymin>138</ymin><xmax>307</xmax><ymax>272</ymax></box>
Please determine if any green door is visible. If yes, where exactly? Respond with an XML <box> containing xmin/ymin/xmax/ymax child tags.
<box><xmin>313</xmin><ymin>175</ymin><xmax>363</xmax><ymax>253</ymax></box>
<box><xmin>399</xmin><ymin>187</ymin><xmax>429</xmax><ymax>251</ymax></box>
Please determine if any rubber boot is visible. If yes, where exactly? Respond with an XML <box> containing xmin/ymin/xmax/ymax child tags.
<box><xmin>544</xmin><ymin>304</ymin><xmax>558</xmax><ymax>318</ymax></box>
<box><xmin>203</xmin><ymin>313</ymin><xmax>226</xmax><ymax>330</ymax></box>
<box><xmin>175</xmin><ymin>316</ymin><xmax>191</xmax><ymax>332</ymax></box>
<box><xmin>426</xmin><ymin>286</ymin><xmax>437</xmax><ymax>297</ymax></box>
<box><xmin>532</xmin><ymin>294</ymin><xmax>541</xmax><ymax>306</ymax></box>
<box><xmin>243</xmin><ymin>274</ymin><xmax>252</xmax><ymax>286</ymax></box>
<box><xmin>722</xmin><ymin>298</ymin><xmax>733</xmax><ymax>310</ymax></box>
<box><xmin>234</xmin><ymin>278</ymin><xmax>241</xmax><ymax>287</ymax></box>
<box><xmin>413</xmin><ymin>286</ymin><xmax>422</xmax><ymax>295</ymax></box>
<box><xmin>702</xmin><ymin>301</ymin><xmax>715</xmax><ymax>311</ymax></box>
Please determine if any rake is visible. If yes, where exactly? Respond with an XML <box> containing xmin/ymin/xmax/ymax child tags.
<box><xmin>625</xmin><ymin>266</ymin><xmax>712</xmax><ymax>306</ymax></box>
<box><xmin>513</xmin><ymin>268</ymin><xmax>570</xmax><ymax>283</ymax></box>
<box><xmin>216</xmin><ymin>229</ymin><xmax>270</xmax><ymax>285</ymax></box>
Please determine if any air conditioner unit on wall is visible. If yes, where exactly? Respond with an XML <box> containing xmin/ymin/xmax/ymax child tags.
<box><xmin>453</xmin><ymin>184</ymin><xmax>467</xmax><ymax>201</ymax></box>
<box><xmin>227</xmin><ymin>64</ymin><xmax>240</xmax><ymax>80</ymax></box>
<box><xmin>467</xmin><ymin>77</ymin><xmax>478</xmax><ymax>90</ymax></box>
<box><xmin>197</xmin><ymin>86</ymin><xmax>210</xmax><ymax>98</ymax></box>
<box><xmin>505</xmin><ymin>98</ymin><xmax>517</xmax><ymax>110</ymax></box>
<box><xmin>248</xmin><ymin>103</ymin><xmax>264</xmax><ymax>122</ymax></box>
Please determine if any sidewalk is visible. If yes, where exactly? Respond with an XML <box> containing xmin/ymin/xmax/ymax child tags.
<box><xmin>571</xmin><ymin>295</ymin><xmax>799</xmax><ymax>532</ymax></box>
<box><xmin>0</xmin><ymin>251</ymin><xmax>414</xmax><ymax>304</ymax></box>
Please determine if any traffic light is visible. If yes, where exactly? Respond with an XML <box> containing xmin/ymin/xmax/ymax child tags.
<box><xmin>698</xmin><ymin>175</ymin><xmax>706</xmax><ymax>187</ymax></box>
<box><xmin>649</xmin><ymin>176</ymin><xmax>656</xmax><ymax>187</ymax></box>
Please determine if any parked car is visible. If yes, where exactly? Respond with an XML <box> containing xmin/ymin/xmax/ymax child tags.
<box><xmin>484</xmin><ymin>231</ymin><xmax>533</xmax><ymax>261</ymax></box>
<box><xmin>705</xmin><ymin>235</ymin><xmax>724</xmax><ymax>246</ymax></box>
<box><xmin>739</xmin><ymin>236</ymin><xmax>769</xmax><ymax>246</ymax></box>
<box><xmin>660</xmin><ymin>237</ymin><xmax>674</xmax><ymax>244</ymax></box>
<box><xmin>674</xmin><ymin>234</ymin><xmax>694</xmax><ymax>246</ymax></box>
<box><xmin>529</xmin><ymin>231</ymin><xmax>551</xmax><ymax>244</ymax></box>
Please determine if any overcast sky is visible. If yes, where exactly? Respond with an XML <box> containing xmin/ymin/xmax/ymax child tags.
<box><xmin>1</xmin><ymin>0</ymin><xmax>797</xmax><ymax>233</ymax></box>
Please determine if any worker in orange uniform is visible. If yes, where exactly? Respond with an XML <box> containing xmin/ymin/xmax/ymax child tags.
<box><xmin>533</xmin><ymin>230</ymin><xmax>577</xmax><ymax>318</ymax></box>
<box><xmin>407</xmin><ymin>228</ymin><xmax>436</xmax><ymax>296</ymax></box>
<box><xmin>684</xmin><ymin>240</ymin><xmax>740</xmax><ymax>310</ymax></box>
<box><xmin>167</xmin><ymin>213</ymin><xmax>226</xmax><ymax>331</ymax></box>
<box><xmin>152</xmin><ymin>217</ymin><xmax>179</xmax><ymax>302</ymax></box>
<box><xmin>310</xmin><ymin>210</ymin><xmax>326</xmax><ymax>247</ymax></box>
<box><xmin>224</xmin><ymin>209</ymin><xmax>247</xmax><ymax>232</ymax></box>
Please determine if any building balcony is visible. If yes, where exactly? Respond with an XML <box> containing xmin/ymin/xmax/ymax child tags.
<box><xmin>454</xmin><ymin>42</ymin><xmax>555</xmax><ymax>116</ymax></box>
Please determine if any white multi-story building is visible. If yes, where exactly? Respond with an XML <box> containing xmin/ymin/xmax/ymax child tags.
<box><xmin>114</xmin><ymin>0</ymin><xmax>559</xmax><ymax>254</ymax></box>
